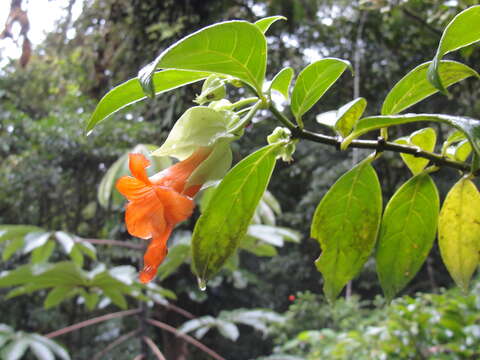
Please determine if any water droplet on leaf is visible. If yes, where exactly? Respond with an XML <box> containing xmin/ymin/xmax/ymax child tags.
<box><xmin>197</xmin><ymin>277</ymin><xmax>207</xmax><ymax>291</ymax></box>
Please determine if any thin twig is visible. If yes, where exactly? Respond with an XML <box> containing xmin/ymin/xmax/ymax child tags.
<box><xmin>146</xmin><ymin>318</ymin><xmax>226</xmax><ymax>360</ymax></box>
<box><xmin>143</xmin><ymin>336</ymin><xmax>167</xmax><ymax>360</ymax></box>
<box><xmin>162</xmin><ymin>303</ymin><xmax>195</xmax><ymax>320</ymax></box>
<box><xmin>44</xmin><ymin>309</ymin><xmax>142</xmax><ymax>338</ymax></box>
<box><xmin>133</xmin><ymin>355</ymin><xmax>144</xmax><ymax>360</ymax></box>
<box><xmin>79</xmin><ymin>238</ymin><xmax>144</xmax><ymax>250</ymax></box>
<box><xmin>93</xmin><ymin>329</ymin><xmax>140</xmax><ymax>360</ymax></box>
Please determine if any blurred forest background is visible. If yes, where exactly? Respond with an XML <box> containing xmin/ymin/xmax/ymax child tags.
<box><xmin>1</xmin><ymin>0</ymin><xmax>480</xmax><ymax>359</ymax></box>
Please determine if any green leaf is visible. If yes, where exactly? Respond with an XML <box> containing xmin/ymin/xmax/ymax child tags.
<box><xmin>383</xmin><ymin>61</ymin><xmax>478</xmax><ymax>115</ymax></box>
<box><xmin>342</xmin><ymin>113</ymin><xmax>480</xmax><ymax>158</ymax></box>
<box><xmin>335</xmin><ymin>97</ymin><xmax>367</xmax><ymax>137</ymax></box>
<box><xmin>76</xmin><ymin>241</ymin><xmax>97</xmax><ymax>260</ymax></box>
<box><xmin>0</xmin><ymin>225</ymin><xmax>42</xmax><ymax>243</ymax></box>
<box><xmin>376</xmin><ymin>174</ymin><xmax>439</xmax><ymax>300</ymax></box>
<box><xmin>30</xmin><ymin>240</ymin><xmax>56</xmax><ymax>264</ymax></box>
<box><xmin>69</xmin><ymin>244</ymin><xmax>84</xmax><ymax>267</ymax></box>
<box><xmin>3</xmin><ymin>237</ymin><xmax>25</xmax><ymax>261</ymax></box>
<box><xmin>240</xmin><ymin>237</ymin><xmax>278</xmax><ymax>257</ymax></box>
<box><xmin>254</xmin><ymin>16</ymin><xmax>286</xmax><ymax>33</ymax></box>
<box><xmin>152</xmin><ymin>106</ymin><xmax>232</xmax><ymax>160</ymax></box>
<box><xmin>269</xmin><ymin>67</ymin><xmax>294</xmax><ymax>100</ymax></box>
<box><xmin>428</xmin><ymin>6</ymin><xmax>480</xmax><ymax>93</ymax></box>
<box><xmin>438</xmin><ymin>178</ymin><xmax>480</xmax><ymax>291</ymax></box>
<box><xmin>81</xmin><ymin>291</ymin><xmax>100</xmax><ymax>311</ymax></box>
<box><xmin>102</xmin><ymin>287</ymin><xmax>128</xmax><ymax>309</ymax></box>
<box><xmin>86</xmin><ymin>70</ymin><xmax>208</xmax><ymax>132</ymax></box>
<box><xmin>139</xmin><ymin>21</ymin><xmax>267</xmax><ymax>97</ymax></box>
<box><xmin>44</xmin><ymin>286</ymin><xmax>74</xmax><ymax>309</ymax></box>
<box><xmin>395</xmin><ymin>127</ymin><xmax>437</xmax><ymax>175</ymax></box>
<box><xmin>23</xmin><ymin>232</ymin><xmax>51</xmax><ymax>254</ymax></box>
<box><xmin>291</xmin><ymin>58</ymin><xmax>351</xmax><ymax>123</ymax></box>
<box><xmin>310</xmin><ymin>158</ymin><xmax>382</xmax><ymax>302</ymax></box>
<box><xmin>29</xmin><ymin>335</ymin><xmax>70</xmax><ymax>360</ymax></box>
<box><xmin>192</xmin><ymin>144</ymin><xmax>280</xmax><ymax>284</ymax></box>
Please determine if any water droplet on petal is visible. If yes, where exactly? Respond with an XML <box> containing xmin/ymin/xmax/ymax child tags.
<box><xmin>197</xmin><ymin>277</ymin><xmax>207</xmax><ymax>291</ymax></box>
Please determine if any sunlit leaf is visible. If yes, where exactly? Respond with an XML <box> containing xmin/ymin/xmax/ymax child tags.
<box><xmin>438</xmin><ymin>178</ymin><xmax>480</xmax><ymax>291</ymax></box>
<box><xmin>395</xmin><ymin>127</ymin><xmax>437</xmax><ymax>175</ymax></box>
<box><xmin>311</xmin><ymin>158</ymin><xmax>382</xmax><ymax>302</ymax></box>
<box><xmin>291</xmin><ymin>58</ymin><xmax>351</xmax><ymax>123</ymax></box>
<box><xmin>254</xmin><ymin>16</ymin><xmax>286</xmax><ymax>33</ymax></box>
<box><xmin>86</xmin><ymin>70</ymin><xmax>208</xmax><ymax>132</ymax></box>
<box><xmin>428</xmin><ymin>6</ymin><xmax>480</xmax><ymax>93</ymax></box>
<box><xmin>269</xmin><ymin>67</ymin><xmax>294</xmax><ymax>100</ymax></box>
<box><xmin>376</xmin><ymin>174</ymin><xmax>439</xmax><ymax>300</ymax></box>
<box><xmin>335</xmin><ymin>97</ymin><xmax>367</xmax><ymax>137</ymax></box>
<box><xmin>139</xmin><ymin>21</ymin><xmax>267</xmax><ymax>96</ymax></box>
<box><xmin>192</xmin><ymin>144</ymin><xmax>280</xmax><ymax>285</ymax></box>
<box><xmin>383</xmin><ymin>61</ymin><xmax>478</xmax><ymax>115</ymax></box>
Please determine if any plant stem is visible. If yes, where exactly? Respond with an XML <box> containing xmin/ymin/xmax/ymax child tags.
<box><xmin>93</xmin><ymin>329</ymin><xmax>140</xmax><ymax>360</ymax></box>
<box><xmin>143</xmin><ymin>336</ymin><xmax>167</xmax><ymax>360</ymax></box>
<box><xmin>230</xmin><ymin>97</ymin><xmax>259</xmax><ymax>110</ymax></box>
<box><xmin>146</xmin><ymin>318</ymin><xmax>226</xmax><ymax>360</ymax></box>
<box><xmin>268</xmin><ymin>104</ymin><xmax>472</xmax><ymax>173</ymax></box>
<box><xmin>229</xmin><ymin>100</ymin><xmax>263</xmax><ymax>134</ymax></box>
<box><xmin>44</xmin><ymin>309</ymin><xmax>142</xmax><ymax>338</ymax></box>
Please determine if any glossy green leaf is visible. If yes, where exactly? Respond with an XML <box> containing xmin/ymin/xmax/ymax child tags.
<box><xmin>428</xmin><ymin>6</ymin><xmax>480</xmax><ymax>93</ymax></box>
<box><xmin>395</xmin><ymin>127</ymin><xmax>437</xmax><ymax>175</ymax></box>
<box><xmin>3</xmin><ymin>338</ymin><xmax>29</xmax><ymax>360</ymax></box>
<box><xmin>102</xmin><ymin>288</ymin><xmax>128</xmax><ymax>309</ymax></box>
<box><xmin>383</xmin><ymin>61</ymin><xmax>478</xmax><ymax>115</ymax></box>
<box><xmin>29</xmin><ymin>335</ymin><xmax>70</xmax><ymax>360</ymax></box>
<box><xmin>152</xmin><ymin>106</ymin><xmax>233</xmax><ymax>160</ymax></box>
<box><xmin>192</xmin><ymin>144</ymin><xmax>280</xmax><ymax>284</ymax></box>
<box><xmin>311</xmin><ymin>158</ymin><xmax>382</xmax><ymax>302</ymax></box>
<box><xmin>3</xmin><ymin>237</ymin><xmax>25</xmax><ymax>261</ymax></box>
<box><xmin>86</xmin><ymin>70</ymin><xmax>208</xmax><ymax>132</ymax></box>
<box><xmin>254</xmin><ymin>16</ymin><xmax>286</xmax><ymax>33</ymax></box>
<box><xmin>342</xmin><ymin>113</ymin><xmax>480</xmax><ymax>157</ymax></box>
<box><xmin>44</xmin><ymin>286</ymin><xmax>74</xmax><ymax>309</ymax></box>
<box><xmin>139</xmin><ymin>21</ymin><xmax>267</xmax><ymax>96</ymax></box>
<box><xmin>269</xmin><ymin>67</ymin><xmax>294</xmax><ymax>100</ymax></box>
<box><xmin>291</xmin><ymin>58</ymin><xmax>351</xmax><ymax>122</ymax></box>
<box><xmin>23</xmin><ymin>232</ymin><xmax>51</xmax><ymax>254</ymax></box>
<box><xmin>442</xmin><ymin>130</ymin><xmax>466</xmax><ymax>155</ymax></box>
<box><xmin>335</xmin><ymin>97</ymin><xmax>367</xmax><ymax>137</ymax></box>
<box><xmin>376</xmin><ymin>174</ymin><xmax>439</xmax><ymax>300</ymax></box>
<box><xmin>438</xmin><ymin>178</ymin><xmax>480</xmax><ymax>291</ymax></box>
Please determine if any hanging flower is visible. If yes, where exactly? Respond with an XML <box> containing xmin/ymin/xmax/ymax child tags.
<box><xmin>116</xmin><ymin>147</ymin><xmax>211</xmax><ymax>283</ymax></box>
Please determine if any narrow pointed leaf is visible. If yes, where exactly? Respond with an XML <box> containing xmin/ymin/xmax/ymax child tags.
<box><xmin>376</xmin><ymin>174</ymin><xmax>439</xmax><ymax>300</ymax></box>
<box><xmin>29</xmin><ymin>341</ymin><xmax>54</xmax><ymax>360</ymax></box>
<box><xmin>139</xmin><ymin>21</ymin><xmax>267</xmax><ymax>96</ymax></box>
<box><xmin>335</xmin><ymin>97</ymin><xmax>367</xmax><ymax>137</ymax></box>
<box><xmin>31</xmin><ymin>240</ymin><xmax>56</xmax><ymax>264</ymax></box>
<box><xmin>383</xmin><ymin>61</ymin><xmax>478</xmax><ymax>115</ymax></box>
<box><xmin>192</xmin><ymin>144</ymin><xmax>280</xmax><ymax>284</ymax></box>
<box><xmin>44</xmin><ymin>286</ymin><xmax>74</xmax><ymax>309</ymax></box>
<box><xmin>3</xmin><ymin>338</ymin><xmax>29</xmax><ymax>360</ymax></box>
<box><xmin>86</xmin><ymin>70</ymin><xmax>208</xmax><ymax>132</ymax></box>
<box><xmin>29</xmin><ymin>335</ymin><xmax>71</xmax><ymax>360</ymax></box>
<box><xmin>270</xmin><ymin>67</ymin><xmax>294</xmax><ymax>100</ymax></box>
<box><xmin>343</xmin><ymin>113</ymin><xmax>480</xmax><ymax>157</ymax></box>
<box><xmin>428</xmin><ymin>6</ymin><xmax>480</xmax><ymax>93</ymax></box>
<box><xmin>254</xmin><ymin>16</ymin><xmax>286</xmax><ymax>33</ymax></box>
<box><xmin>396</xmin><ymin>127</ymin><xmax>437</xmax><ymax>175</ymax></box>
<box><xmin>311</xmin><ymin>158</ymin><xmax>382</xmax><ymax>302</ymax></box>
<box><xmin>291</xmin><ymin>58</ymin><xmax>351</xmax><ymax>121</ymax></box>
<box><xmin>438</xmin><ymin>178</ymin><xmax>480</xmax><ymax>291</ymax></box>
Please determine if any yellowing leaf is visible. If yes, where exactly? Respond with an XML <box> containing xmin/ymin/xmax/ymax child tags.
<box><xmin>438</xmin><ymin>178</ymin><xmax>480</xmax><ymax>291</ymax></box>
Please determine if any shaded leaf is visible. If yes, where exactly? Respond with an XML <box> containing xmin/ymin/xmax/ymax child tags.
<box><xmin>44</xmin><ymin>286</ymin><xmax>74</xmax><ymax>309</ymax></box>
<box><xmin>335</xmin><ymin>97</ymin><xmax>366</xmax><ymax>137</ymax></box>
<box><xmin>311</xmin><ymin>158</ymin><xmax>382</xmax><ymax>302</ymax></box>
<box><xmin>376</xmin><ymin>174</ymin><xmax>439</xmax><ymax>300</ymax></box>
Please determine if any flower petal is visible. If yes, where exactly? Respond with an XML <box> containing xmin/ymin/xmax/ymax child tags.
<box><xmin>139</xmin><ymin>225</ymin><xmax>173</xmax><ymax>283</ymax></box>
<box><xmin>116</xmin><ymin>176</ymin><xmax>152</xmax><ymax>200</ymax></box>
<box><xmin>129</xmin><ymin>153</ymin><xmax>152</xmax><ymax>185</ymax></box>
<box><xmin>154</xmin><ymin>186</ymin><xmax>195</xmax><ymax>224</ymax></box>
<box><xmin>125</xmin><ymin>190</ymin><xmax>166</xmax><ymax>239</ymax></box>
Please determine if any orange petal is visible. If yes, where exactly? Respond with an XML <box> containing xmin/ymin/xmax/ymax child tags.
<box><xmin>129</xmin><ymin>153</ymin><xmax>152</xmax><ymax>185</ymax></box>
<box><xmin>139</xmin><ymin>225</ymin><xmax>173</xmax><ymax>283</ymax></box>
<box><xmin>125</xmin><ymin>190</ymin><xmax>166</xmax><ymax>239</ymax></box>
<box><xmin>154</xmin><ymin>186</ymin><xmax>195</xmax><ymax>225</ymax></box>
<box><xmin>116</xmin><ymin>176</ymin><xmax>152</xmax><ymax>200</ymax></box>
<box><xmin>154</xmin><ymin>147</ymin><xmax>211</xmax><ymax>193</ymax></box>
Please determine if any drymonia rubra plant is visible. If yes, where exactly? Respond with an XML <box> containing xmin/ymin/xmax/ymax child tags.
<box><xmin>88</xmin><ymin>7</ymin><xmax>480</xmax><ymax>301</ymax></box>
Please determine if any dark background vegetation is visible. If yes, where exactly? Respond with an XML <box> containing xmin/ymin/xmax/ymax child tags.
<box><xmin>1</xmin><ymin>0</ymin><xmax>480</xmax><ymax>359</ymax></box>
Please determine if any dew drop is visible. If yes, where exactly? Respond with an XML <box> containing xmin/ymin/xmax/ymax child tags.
<box><xmin>197</xmin><ymin>277</ymin><xmax>207</xmax><ymax>291</ymax></box>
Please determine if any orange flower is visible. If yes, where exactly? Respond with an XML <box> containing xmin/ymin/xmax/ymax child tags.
<box><xmin>116</xmin><ymin>148</ymin><xmax>211</xmax><ymax>283</ymax></box>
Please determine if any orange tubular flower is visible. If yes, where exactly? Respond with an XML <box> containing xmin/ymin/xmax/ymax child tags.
<box><xmin>116</xmin><ymin>147</ymin><xmax>211</xmax><ymax>283</ymax></box>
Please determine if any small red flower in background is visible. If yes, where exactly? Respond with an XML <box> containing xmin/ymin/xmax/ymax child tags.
<box><xmin>116</xmin><ymin>147</ymin><xmax>211</xmax><ymax>283</ymax></box>
<box><xmin>288</xmin><ymin>295</ymin><xmax>296</xmax><ymax>302</ymax></box>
